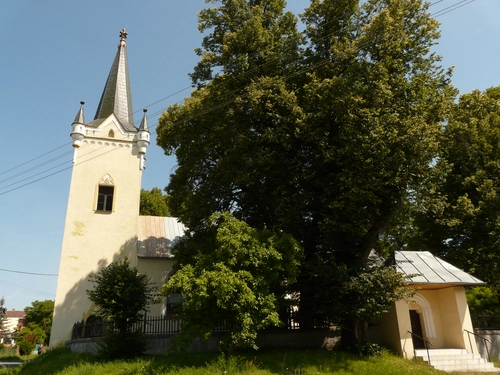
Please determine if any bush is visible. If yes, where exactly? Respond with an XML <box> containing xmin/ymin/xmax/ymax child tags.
<box><xmin>97</xmin><ymin>331</ymin><xmax>149</xmax><ymax>360</ymax></box>
<box><xmin>86</xmin><ymin>258</ymin><xmax>156</xmax><ymax>359</ymax></box>
<box><xmin>467</xmin><ymin>287</ymin><xmax>500</xmax><ymax>315</ymax></box>
<box><xmin>348</xmin><ymin>342</ymin><xmax>383</xmax><ymax>357</ymax></box>
<box><xmin>18</xmin><ymin>339</ymin><xmax>36</xmax><ymax>356</ymax></box>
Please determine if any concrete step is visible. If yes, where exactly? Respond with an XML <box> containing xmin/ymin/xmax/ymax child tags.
<box><xmin>433</xmin><ymin>362</ymin><xmax>500</xmax><ymax>372</ymax></box>
<box><xmin>415</xmin><ymin>348</ymin><xmax>467</xmax><ymax>356</ymax></box>
<box><xmin>416</xmin><ymin>353</ymin><xmax>484</xmax><ymax>362</ymax></box>
<box><xmin>414</xmin><ymin>349</ymin><xmax>500</xmax><ymax>373</ymax></box>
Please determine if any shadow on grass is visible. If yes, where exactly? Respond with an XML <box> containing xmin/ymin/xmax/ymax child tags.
<box><xmin>0</xmin><ymin>357</ymin><xmax>21</xmax><ymax>362</ymax></box>
<box><xmin>5</xmin><ymin>346</ymin><xmax>445</xmax><ymax>375</ymax></box>
<box><xmin>6</xmin><ymin>346</ymin><xmax>99</xmax><ymax>375</ymax></box>
<box><xmin>242</xmin><ymin>348</ymin><xmax>355</xmax><ymax>374</ymax></box>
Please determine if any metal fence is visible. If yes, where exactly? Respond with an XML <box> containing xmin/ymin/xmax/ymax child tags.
<box><xmin>71</xmin><ymin>308</ymin><xmax>331</xmax><ymax>340</ymax></box>
<box><xmin>72</xmin><ymin>315</ymin><xmax>183</xmax><ymax>339</ymax></box>
<box><xmin>472</xmin><ymin>315</ymin><xmax>500</xmax><ymax>330</ymax></box>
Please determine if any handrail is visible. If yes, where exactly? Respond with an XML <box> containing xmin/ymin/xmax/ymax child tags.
<box><xmin>464</xmin><ymin>329</ymin><xmax>491</xmax><ymax>362</ymax></box>
<box><xmin>408</xmin><ymin>331</ymin><xmax>433</xmax><ymax>367</ymax></box>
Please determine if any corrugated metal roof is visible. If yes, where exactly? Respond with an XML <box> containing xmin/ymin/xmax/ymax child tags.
<box><xmin>389</xmin><ymin>251</ymin><xmax>485</xmax><ymax>286</ymax></box>
<box><xmin>137</xmin><ymin>216</ymin><xmax>185</xmax><ymax>258</ymax></box>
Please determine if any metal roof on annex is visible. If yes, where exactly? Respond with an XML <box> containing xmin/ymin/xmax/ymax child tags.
<box><xmin>387</xmin><ymin>251</ymin><xmax>485</xmax><ymax>287</ymax></box>
<box><xmin>137</xmin><ymin>216</ymin><xmax>186</xmax><ymax>258</ymax></box>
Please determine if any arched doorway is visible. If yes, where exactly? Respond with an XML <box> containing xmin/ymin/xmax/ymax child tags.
<box><xmin>408</xmin><ymin>294</ymin><xmax>436</xmax><ymax>348</ymax></box>
<box><xmin>409</xmin><ymin>310</ymin><xmax>425</xmax><ymax>349</ymax></box>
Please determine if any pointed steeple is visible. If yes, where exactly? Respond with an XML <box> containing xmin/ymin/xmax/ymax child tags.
<box><xmin>70</xmin><ymin>101</ymin><xmax>86</xmax><ymax>152</ymax></box>
<box><xmin>94</xmin><ymin>28</ymin><xmax>135</xmax><ymax>131</ymax></box>
<box><xmin>73</xmin><ymin>101</ymin><xmax>85</xmax><ymax>124</ymax></box>
<box><xmin>138</xmin><ymin>108</ymin><xmax>149</xmax><ymax>133</ymax></box>
<box><xmin>136</xmin><ymin>109</ymin><xmax>150</xmax><ymax>171</ymax></box>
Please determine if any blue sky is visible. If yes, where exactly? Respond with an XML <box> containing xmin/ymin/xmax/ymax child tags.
<box><xmin>0</xmin><ymin>0</ymin><xmax>498</xmax><ymax>311</ymax></box>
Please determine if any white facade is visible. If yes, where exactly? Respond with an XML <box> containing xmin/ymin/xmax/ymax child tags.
<box><xmin>50</xmin><ymin>30</ymin><xmax>162</xmax><ymax>347</ymax></box>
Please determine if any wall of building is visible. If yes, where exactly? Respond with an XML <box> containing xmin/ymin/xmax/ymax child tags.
<box><xmin>137</xmin><ymin>258</ymin><xmax>177</xmax><ymax>316</ymax></box>
<box><xmin>375</xmin><ymin>299</ymin><xmax>415</xmax><ymax>359</ymax></box>
<box><xmin>373</xmin><ymin>286</ymin><xmax>479</xmax><ymax>359</ymax></box>
<box><xmin>416</xmin><ymin>290</ymin><xmax>444</xmax><ymax>348</ymax></box>
<box><xmin>51</xmin><ymin>116</ymin><xmax>144</xmax><ymax>347</ymax></box>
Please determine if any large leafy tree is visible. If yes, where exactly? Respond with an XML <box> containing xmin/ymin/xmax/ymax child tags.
<box><xmin>162</xmin><ymin>212</ymin><xmax>302</xmax><ymax>355</ymax></box>
<box><xmin>408</xmin><ymin>87</ymin><xmax>500</xmax><ymax>293</ymax></box>
<box><xmin>157</xmin><ymin>0</ymin><xmax>454</xmax><ymax>346</ymax></box>
<box><xmin>295</xmin><ymin>0</ymin><xmax>455</xmax><ymax>340</ymax></box>
<box><xmin>139</xmin><ymin>187</ymin><xmax>170</xmax><ymax>216</ymax></box>
<box><xmin>24</xmin><ymin>300</ymin><xmax>54</xmax><ymax>344</ymax></box>
<box><xmin>158</xmin><ymin>0</ymin><xmax>305</xmax><ymax>233</ymax></box>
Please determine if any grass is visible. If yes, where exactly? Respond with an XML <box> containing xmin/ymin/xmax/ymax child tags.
<box><xmin>0</xmin><ymin>347</ymin><xmax>19</xmax><ymax>361</ymax></box>
<box><xmin>0</xmin><ymin>346</ymin><xmax>497</xmax><ymax>375</ymax></box>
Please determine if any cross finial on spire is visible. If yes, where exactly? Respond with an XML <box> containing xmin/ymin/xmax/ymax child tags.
<box><xmin>119</xmin><ymin>28</ymin><xmax>128</xmax><ymax>46</ymax></box>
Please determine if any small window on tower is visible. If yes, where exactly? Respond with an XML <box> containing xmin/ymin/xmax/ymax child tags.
<box><xmin>108</xmin><ymin>129</ymin><xmax>115</xmax><ymax>138</ymax></box>
<box><xmin>96</xmin><ymin>186</ymin><xmax>114</xmax><ymax>211</ymax></box>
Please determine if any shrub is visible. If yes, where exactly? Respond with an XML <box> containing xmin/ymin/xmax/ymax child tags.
<box><xmin>348</xmin><ymin>342</ymin><xmax>383</xmax><ymax>357</ymax></box>
<box><xmin>86</xmin><ymin>258</ymin><xmax>157</xmax><ymax>359</ymax></box>
<box><xmin>97</xmin><ymin>331</ymin><xmax>149</xmax><ymax>360</ymax></box>
<box><xmin>18</xmin><ymin>339</ymin><xmax>36</xmax><ymax>356</ymax></box>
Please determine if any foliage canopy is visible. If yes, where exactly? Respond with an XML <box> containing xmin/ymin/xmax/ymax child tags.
<box><xmin>139</xmin><ymin>187</ymin><xmax>170</xmax><ymax>216</ymax></box>
<box><xmin>157</xmin><ymin>0</ymin><xmax>455</xmax><ymax>346</ymax></box>
<box><xmin>162</xmin><ymin>212</ymin><xmax>303</xmax><ymax>353</ymax></box>
<box><xmin>388</xmin><ymin>87</ymin><xmax>500</xmax><ymax>305</ymax></box>
<box><xmin>24</xmin><ymin>300</ymin><xmax>54</xmax><ymax>344</ymax></box>
<box><xmin>86</xmin><ymin>258</ymin><xmax>157</xmax><ymax>358</ymax></box>
<box><xmin>16</xmin><ymin>323</ymin><xmax>46</xmax><ymax>355</ymax></box>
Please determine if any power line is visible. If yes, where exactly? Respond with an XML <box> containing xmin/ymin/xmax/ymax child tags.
<box><xmin>0</xmin><ymin>268</ymin><xmax>57</xmax><ymax>276</ymax></box>
<box><xmin>0</xmin><ymin>0</ymin><xmax>478</xmax><ymax>196</ymax></box>
<box><xmin>0</xmin><ymin>142</ymin><xmax>70</xmax><ymax>177</ymax></box>
<box><xmin>0</xmin><ymin>0</ymin><xmax>467</xmax><ymax>184</ymax></box>
<box><xmin>0</xmin><ymin>279</ymin><xmax>55</xmax><ymax>297</ymax></box>
<box><xmin>432</xmin><ymin>0</ymin><xmax>475</xmax><ymax>17</ymax></box>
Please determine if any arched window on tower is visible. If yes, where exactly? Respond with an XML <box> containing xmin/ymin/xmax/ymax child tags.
<box><xmin>95</xmin><ymin>174</ymin><xmax>115</xmax><ymax>212</ymax></box>
<box><xmin>163</xmin><ymin>270</ymin><xmax>182</xmax><ymax>318</ymax></box>
<box><xmin>108</xmin><ymin>129</ymin><xmax>115</xmax><ymax>138</ymax></box>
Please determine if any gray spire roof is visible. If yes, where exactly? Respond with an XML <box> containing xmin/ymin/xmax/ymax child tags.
<box><xmin>73</xmin><ymin>101</ymin><xmax>85</xmax><ymax>124</ymax></box>
<box><xmin>139</xmin><ymin>109</ymin><xmax>149</xmax><ymax>132</ymax></box>
<box><xmin>93</xmin><ymin>29</ymin><xmax>136</xmax><ymax>132</ymax></box>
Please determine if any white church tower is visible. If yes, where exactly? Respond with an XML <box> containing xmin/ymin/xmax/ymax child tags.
<box><xmin>50</xmin><ymin>29</ymin><xmax>150</xmax><ymax>346</ymax></box>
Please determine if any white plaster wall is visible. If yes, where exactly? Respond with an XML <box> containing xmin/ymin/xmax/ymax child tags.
<box><xmin>436</xmin><ymin>288</ymin><xmax>461</xmax><ymax>348</ymax></box>
<box><xmin>137</xmin><ymin>258</ymin><xmax>176</xmax><ymax>316</ymax></box>
<box><xmin>375</xmin><ymin>299</ymin><xmax>419</xmax><ymax>359</ymax></box>
<box><xmin>417</xmin><ymin>290</ymin><xmax>445</xmax><ymax>348</ymax></box>
<box><xmin>50</xmin><ymin>116</ymin><xmax>143</xmax><ymax>347</ymax></box>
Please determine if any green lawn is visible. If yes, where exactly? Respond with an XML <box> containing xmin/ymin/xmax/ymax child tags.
<box><xmin>0</xmin><ymin>346</ymin><xmax>497</xmax><ymax>375</ymax></box>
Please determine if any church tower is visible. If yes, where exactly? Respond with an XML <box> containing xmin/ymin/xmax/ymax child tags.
<box><xmin>50</xmin><ymin>29</ymin><xmax>150</xmax><ymax>346</ymax></box>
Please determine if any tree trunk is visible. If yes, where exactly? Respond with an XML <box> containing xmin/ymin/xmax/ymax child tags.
<box><xmin>340</xmin><ymin>319</ymin><xmax>369</xmax><ymax>349</ymax></box>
